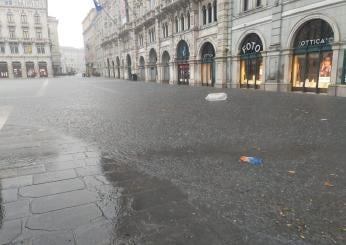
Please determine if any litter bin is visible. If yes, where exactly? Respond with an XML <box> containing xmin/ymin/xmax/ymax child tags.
<box><xmin>132</xmin><ymin>74</ymin><xmax>138</xmax><ymax>81</ymax></box>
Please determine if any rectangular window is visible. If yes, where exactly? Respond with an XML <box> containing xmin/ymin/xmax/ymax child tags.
<box><xmin>21</xmin><ymin>14</ymin><xmax>27</xmax><ymax>23</ymax></box>
<box><xmin>7</xmin><ymin>13</ymin><xmax>13</xmax><ymax>23</ymax></box>
<box><xmin>0</xmin><ymin>43</ymin><xmax>5</xmax><ymax>53</ymax></box>
<box><xmin>23</xmin><ymin>28</ymin><xmax>29</xmax><ymax>39</ymax></box>
<box><xmin>36</xmin><ymin>28</ymin><xmax>42</xmax><ymax>39</ymax></box>
<box><xmin>256</xmin><ymin>0</ymin><xmax>261</xmax><ymax>7</ymax></box>
<box><xmin>9</xmin><ymin>27</ymin><xmax>15</xmax><ymax>39</ymax></box>
<box><xmin>10</xmin><ymin>43</ymin><xmax>19</xmax><ymax>54</ymax></box>
<box><xmin>36</xmin><ymin>44</ymin><xmax>45</xmax><ymax>54</ymax></box>
<box><xmin>24</xmin><ymin>43</ymin><xmax>32</xmax><ymax>54</ymax></box>
<box><xmin>34</xmin><ymin>14</ymin><xmax>40</xmax><ymax>24</ymax></box>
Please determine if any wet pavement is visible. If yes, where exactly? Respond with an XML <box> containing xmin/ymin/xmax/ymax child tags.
<box><xmin>0</xmin><ymin>77</ymin><xmax>345</xmax><ymax>244</ymax></box>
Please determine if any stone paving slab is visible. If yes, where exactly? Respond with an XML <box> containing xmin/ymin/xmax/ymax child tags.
<box><xmin>30</xmin><ymin>231</ymin><xmax>75</xmax><ymax>245</ymax></box>
<box><xmin>1</xmin><ymin>175</ymin><xmax>33</xmax><ymax>189</ymax></box>
<box><xmin>3</xmin><ymin>200</ymin><xmax>30</xmax><ymax>221</ymax></box>
<box><xmin>0</xmin><ymin>219</ymin><xmax>22</xmax><ymax>244</ymax></box>
<box><xmin>1</xmin><ymin>188</ymin><xmax>18</xmax><ymax>203</ymax></box>
<box><xmin>75</xmin><ymin>165</ymin><xmax>101</xmax><ymax>177</ymax></box>
<box><xmin>19</xmin><ymin>178</ymin><xmax>85</xmax><ymax>198</ymax></box>
<box><xmin>74</xmin><ymin>219</ymin><xmax>113</xmax><ymax>245</ymax></box>
<box><xmin>0</xmin><ymin>164</ymin><xmax>45</xmax><ymax>179</ymax></box>
<box><xmin>44</xmin><ymin>159</ymin><xmax>85</xmax><ymax>171</ymax></box>
<box><xmin>31</xmin><ymin>189</ymin><xmax>98</xmax><ymax>214</ymax></box>
<box><xmin>33</xmin><ymin>169</ymin><xmax>77</xmax><ymax>184</ymax></box>
<box><xmin>26</xmin><ymin>204</ymin><xmax>102</xmax><ymax>231</ymax></box>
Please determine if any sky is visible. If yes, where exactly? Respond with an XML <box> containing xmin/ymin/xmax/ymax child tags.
<box><xmin>48</xmin><ymin>0</ymin><xmax>95</xmax><ymax>49</ymax></box>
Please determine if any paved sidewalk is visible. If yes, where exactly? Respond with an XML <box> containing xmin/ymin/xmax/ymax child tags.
<box><xmin>0</xmin><ymin>125</ymin><xmax>258</xmax><ymax>245</ymax></box>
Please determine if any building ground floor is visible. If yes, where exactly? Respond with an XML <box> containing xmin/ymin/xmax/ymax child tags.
<box><xmin>98</xmin><ymin>11</ymin><xmax>346</xmax><ymax>97</ymax></box>
<box><xmin>0</xmin><ymin>58</ymin><xmax>53</xmax><ymax>79</ymax></box>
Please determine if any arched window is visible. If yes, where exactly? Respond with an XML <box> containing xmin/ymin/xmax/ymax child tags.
<box><xmin>208</xmin><ymin>3</ymin><xmax>212</xmax><ymax>23</ymax></box>
<box><xmin>181</xmin><ymin>14</ymin><xmax>184</xmax><ymax>31</ymax></box>
<box><xmin>213</xmin><ymin>0</ymin><xmax>217</xmax><ymax>22</ymax></box>
<box><xmin>202</xmin><ymin>6</ymin><xmax>206</xmax><ymax>25</ymax></box>
<box><xmin>292</xmin><ymin>19</ymin><xmax>334</xmax><ymax>93</ymax></box>
<box><xmin>187</xmin><ymin>12</ymin><xmax>191</xmax><ymax>29</ymax></box>
<box><xmin>175</xmin><ymin>16</ymin><xmax>179</xmax><ymax>33</ymax></box>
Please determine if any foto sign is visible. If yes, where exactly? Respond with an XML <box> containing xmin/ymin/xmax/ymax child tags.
<box><xmin>241</xmin><ymin>41</ymin><xmax>262</xmax><ymax>55</ymax></box>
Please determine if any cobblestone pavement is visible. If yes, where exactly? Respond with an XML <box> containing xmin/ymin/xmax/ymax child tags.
<box><xmin>0</xmin><ymin>77</ymin><xmax>345</xmax><ymax>244</ymax></box>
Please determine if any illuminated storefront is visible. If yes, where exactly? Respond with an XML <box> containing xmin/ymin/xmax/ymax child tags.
<box><xmin>38</xmin><ymin>62</ymin><xmax>48</xmax><ymax>77</ymax></box>
<box><xmin>12</xmin><ymin>62</ymin><xmax>22</xmax><ymax>78</ymax></box>
<box><xmin>200</xmin><ymin>42</ymin><xmax>215</xmax><ymax>87</ymax></box>
<box><xmin>0</xmin><ymin>62</ymin><xmax>8</xmax><ymax>78</ymax></box>
<box><xmin>176</xmin><ymin>40</ymin><xmax>190</xmax><ymax>85</ymax></box>
<box><xmin>291</xmin><ymin>19</ymin><xmax>334</xmax><ymax>93</ymax></box>
<box><xmin>239</xmin><ymin>34</ymin><xmax>263</xmax><ymax>89</ymax></box>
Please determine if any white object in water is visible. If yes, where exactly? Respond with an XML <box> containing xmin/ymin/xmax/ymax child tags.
<box><xmin>205</xmin><ymin>93</ymin><xmax>228</xmax><ymax>102</ymax></box>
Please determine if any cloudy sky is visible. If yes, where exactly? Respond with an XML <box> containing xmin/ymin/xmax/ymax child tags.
<box><xmin>48</xmin><ymin>0</ymin><xmax>95</xmax><ymax>49</ymax></box>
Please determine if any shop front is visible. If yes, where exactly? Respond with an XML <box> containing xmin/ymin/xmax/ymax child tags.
<box><xmin>0</xmin><ymin>62</ymin><xmax>8</xmax><ymax>78</ymax></box>
<box><xmin>162</xmin><ymin>51</ymin><xmax>170</xmax><ymax>83</ymax></box>
<box><xmin>291</xmin><ymin>19</ymin><xmax>334</xmax><ymax>93</ymax></box>
<box><xmin>139</xmin><ymin>56</ymin><xmax>145</xmax><ymax>81</ymax></box>
<box><xmin>148</xmin><ymin>49</ymin><xmax>158</xmax><ymax>82</ymax></box>
<box><xmin>116</xmin><ymin>57</ymin><xmax>120</xmax><ymax>78</ymax></box>
<box><xmin>176</xmin><ymin>40</ymin><xmax>190</xmax><ymax>85</ymax></box>
<box><xmin>38</xmin><ymin>62</ymin><xmax>48</xmax><ymax>77</ymax></box>
<box><xmin>200</xmin><ymin>42</ymin><xmax>215</xmax><ymax>87</ymax></box>
<box><xmin>126</xmin><ymin>55</ymin><xmax>132</xmax><ymax>80</ymax></box>
<box><xmin>239</xmin><ymin>33</ymin><xmax>264</xmax><ymax>89</ymax></box>
<box><xmin>26</xmin><ymin>62</ymin><xmax>36</xmax><ymax>78</ymax></box>
<box><xmin>12</xmin><ymin>62</ymin><xmax>22</xmax><ymax>78</ymax></box>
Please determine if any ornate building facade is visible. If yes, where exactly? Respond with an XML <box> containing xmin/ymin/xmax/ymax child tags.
<box><xmin>0</xmin><ymin>0</ymin><xmax>57</xmax><ymax>79</ymax></box>
<box><xmin>84</xmin><ymin>0</ymin><xmax>346</xmax><ymax>96</ymax></box>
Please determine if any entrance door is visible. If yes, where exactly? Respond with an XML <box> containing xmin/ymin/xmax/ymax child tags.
<box><xmin>178</xmin><ymin>64</ymin><xmax>189</xmax><ymax>85</ymax></box>
<box><xmin>240</xmin><ymin>57</ymin><xmax>263</xmax><ymax>89</ymax></box>
<box><xmin>201</xmin><ymin>63</ymin><xmax>213</xmax><ymax>86</ymax></box>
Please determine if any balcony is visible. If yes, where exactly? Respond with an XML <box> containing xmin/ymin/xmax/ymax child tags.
<box><xmin>7</xmin><ymin>21</ymin><xmax>16</xmax><ymax>27</ymax></box>
<box><xmin>21</xmin><ymin>22</ymin><xmax>29</xmax><ymax>27</ymax></box>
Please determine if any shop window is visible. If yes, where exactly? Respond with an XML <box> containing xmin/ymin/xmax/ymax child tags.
<box><xmin>239</xmin><ymin>33</ymin><xmax>263</xmax><ymax>89</ymax></box>
<box><xmin>38</xmin><ymin>62</ymin><xmax>48</xmax><ymax>77</ymax></box>
<box><xmin>12</xmin><ymin>62</ymin><xmax>22</xmax><ymax>78</ymax></box>
<box><xmin>291</xmin><ymin>19</ymin><xmax>334</xmax><ymax>93</ymax></box>
<box><xmin>201</xmin><ymin>42</ymin><xmax>216</xmax><ymax>86</ymax></box>
<box><xmin>176</xmin><ymin>40</ymin><xmax>190</xmax><ymax>85</ymax></box>
<box><xmin>0</xmin><ymin>62</ymin><xmax>9</xmax><ymax>78</ymax></box>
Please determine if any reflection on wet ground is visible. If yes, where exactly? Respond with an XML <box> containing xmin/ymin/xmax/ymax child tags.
<box><xmin>0</xmin><ymin>125</ymin><xmax>242</xmax><ymax>245</ymax></box>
